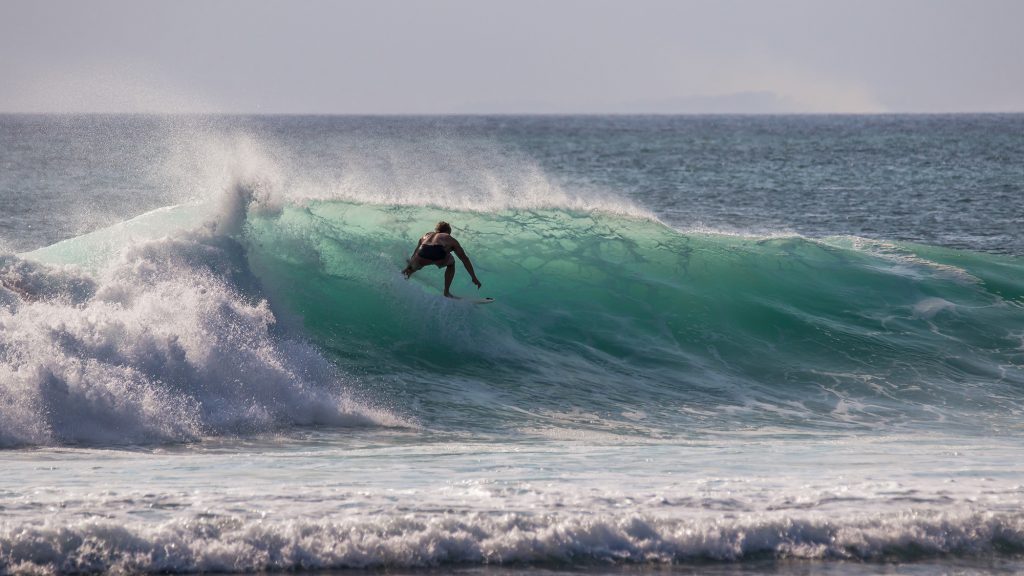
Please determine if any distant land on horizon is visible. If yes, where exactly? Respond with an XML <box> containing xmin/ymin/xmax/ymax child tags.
<box><xmin>460</xmin><ymin>91</ymin><xmax>802</xmax><ymax>115</ymax></box>
<box><xmin>2</xmin><ymin>90</ymin><xmax>1021</xmax><ymax>116</ymax></box>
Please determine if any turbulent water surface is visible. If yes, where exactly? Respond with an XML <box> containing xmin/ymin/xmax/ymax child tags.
<box><xmin>1</xmin><ymin>115</ymin><xmax>1023</xmax><ymax>575</ymax></box>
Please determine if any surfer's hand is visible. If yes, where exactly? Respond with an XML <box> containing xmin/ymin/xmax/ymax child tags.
<box><xmin>473</xmin><ymin>278</ymin><xmax>482</xmax><ymax>289</ymax></box>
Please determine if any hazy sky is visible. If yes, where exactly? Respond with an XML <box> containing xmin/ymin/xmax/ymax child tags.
<box><xmin>2</xmin><ymin>0</ymin><xmax>1022</xmax><ymax>114</ymax></box>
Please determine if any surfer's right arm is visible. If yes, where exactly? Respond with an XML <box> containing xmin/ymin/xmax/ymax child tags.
<box><xmin>402</xmin><ymin>235</ymin><xmax>426</xmax><ymax>279</ymax></box>
<box><xmin>409</xmin><ymin>236</ymin><xmax>425</xmax><ymax>262</ymax></box>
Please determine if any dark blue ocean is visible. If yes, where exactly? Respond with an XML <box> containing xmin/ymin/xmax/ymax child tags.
<box><xmin>1</xmin><ymin>115</ymin><xmax>1023</xmax><ymax>574</ymax></box>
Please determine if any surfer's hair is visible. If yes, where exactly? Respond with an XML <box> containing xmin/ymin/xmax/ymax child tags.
<box><xmin>435</xmin><ymin>221</ymin><xmax>452</xmax><ymax>233</ymax></box>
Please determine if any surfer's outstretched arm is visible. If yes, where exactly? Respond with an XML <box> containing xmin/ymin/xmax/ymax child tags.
<box><xmin>452</xmin><ymin>242</ymin><xmax>481</xmax><ymax>289</ymax></box>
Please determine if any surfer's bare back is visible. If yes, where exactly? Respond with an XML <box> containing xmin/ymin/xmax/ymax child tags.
<box><xmin>402</xmin><ymin>221</ymin><xmax>482</xmax><ymax>298</ymax></box>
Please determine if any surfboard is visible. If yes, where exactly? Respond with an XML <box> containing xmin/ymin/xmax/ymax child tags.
<box><xmin>449</xmin><ymin>296</ymin><xmax>495</xmax><ymax>304</ymax></box>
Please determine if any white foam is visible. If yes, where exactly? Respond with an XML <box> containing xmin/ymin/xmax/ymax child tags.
<box><xmin>0</xmin><ymin>223</ymin><xmax>401</xmax><ymax>447</ymax></box>
<box><xmin>674</xmin><ymin>222</ymin><xmax>805</xmax><ymax>241</ymax></box>
<box><xmin>831</xmin><ymin>236</ymin><xmax>981</xmax><ymax>284</ymax></box>
<box><xmin>2</xmin><ymin>510</ymin><xmax>1022</xmax><ymax>573</ymax></box>
<box><xmin>913</xmin><ymin>297</ymin><xmax>957</xmax><ymax>319</ymax></box>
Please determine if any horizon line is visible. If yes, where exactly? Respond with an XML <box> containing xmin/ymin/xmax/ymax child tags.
<box><xmin>2</xmin><ymin>111</ymin><xmax>1023</xmax><ymax>117</ymax></box>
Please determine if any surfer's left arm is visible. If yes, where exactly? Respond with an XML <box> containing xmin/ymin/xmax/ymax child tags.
<box><xmin>452</xmin><ymin>241</ymin><xmax>482</xmax><ymax>289</ymax></box>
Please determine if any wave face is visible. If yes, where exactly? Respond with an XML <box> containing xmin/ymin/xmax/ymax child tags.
<box><xmin>8</xmin><ymin>193</ymin><xmax>1024</xmax><ymax>445</ymax></box>
<box><xmin>236</xmin><ymin>200</ymin><xmax>1024</xmax><ymax>435</ymax></box>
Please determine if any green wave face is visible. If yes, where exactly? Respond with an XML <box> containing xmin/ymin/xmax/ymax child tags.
<box><xmin>245</xmin><ymin>201</ymin><xmax>1024</xmax><ymax>435</ymax></box>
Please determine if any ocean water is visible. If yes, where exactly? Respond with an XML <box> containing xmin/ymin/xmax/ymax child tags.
<box><xmin>1</xmin><ymin>115</ymin><xmax>1023</xmax><ymax>575</ymax></box>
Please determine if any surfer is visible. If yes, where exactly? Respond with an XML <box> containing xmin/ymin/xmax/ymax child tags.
<box><xmin>402</xmin><ymin>221</ymin><xmax>481</xmax><ymax>298</ymax></box>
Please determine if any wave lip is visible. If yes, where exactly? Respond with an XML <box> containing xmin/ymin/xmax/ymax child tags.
<box><xmin>3</xmin><ymin>511</ymin><xmax>1023</xmax><ymax>573</ymax></box>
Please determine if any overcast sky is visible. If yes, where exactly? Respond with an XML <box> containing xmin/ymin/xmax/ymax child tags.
<box><xmin>2</xmin><ymin>0</ymin><xmax>1022</xmax><ymax>114</ymax></box>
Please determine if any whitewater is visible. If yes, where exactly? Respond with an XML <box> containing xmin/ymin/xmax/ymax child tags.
<box><xmin>1</xmin><ymin>115</ymin><xmax>1023</xmax><ymax>575</ymax></box>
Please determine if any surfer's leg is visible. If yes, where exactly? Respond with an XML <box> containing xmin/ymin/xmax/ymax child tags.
<box><xmin>443</xmin><ymin>264</ymin><xmax>456</xmax><ymax>297</ymax></box>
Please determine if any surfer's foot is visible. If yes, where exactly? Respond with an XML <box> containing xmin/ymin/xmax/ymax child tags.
<box><xmin>444</xmin><ymin>292</ymin><xmax>456</xmax><ymax>299</ymax></box>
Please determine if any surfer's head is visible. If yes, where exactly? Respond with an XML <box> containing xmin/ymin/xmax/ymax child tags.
<box><xmin>435</xmin><ymin>221</ymin><xmax>452</xmax><ymax>234</ymax></box>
